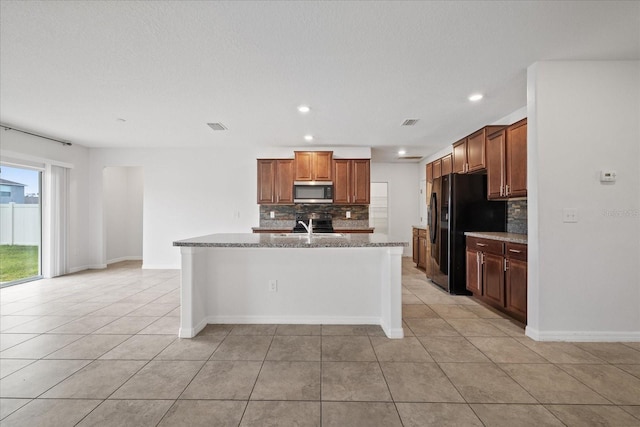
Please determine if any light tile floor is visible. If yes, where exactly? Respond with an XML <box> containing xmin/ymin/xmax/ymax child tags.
<box><xmin>1</xmin><ymin>259</ymin><xmax>639</xmax><ymax>426</ymax></box>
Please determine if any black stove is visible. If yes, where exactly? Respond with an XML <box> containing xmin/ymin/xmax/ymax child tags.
<box><xmin>292</xmin><ymin>213</ymin><xmax>334</xmax><ymax>233</ymax></box>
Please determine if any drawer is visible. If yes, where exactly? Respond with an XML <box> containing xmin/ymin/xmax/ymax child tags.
<box><xmin>466</xmin><ymin>236</ymin><xmax>504</xmax><ymax>255</ymax></box>
<box><xmin>505</xmin><ymin>243</ymin><xmax>527</xmax><ymax>261</ymax></box>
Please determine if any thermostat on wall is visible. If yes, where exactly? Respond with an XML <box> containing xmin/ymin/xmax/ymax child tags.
<box><xmin>600</xmin><ymin>170</ymin><xmax>617</xmax><ymax>183</ymax></box>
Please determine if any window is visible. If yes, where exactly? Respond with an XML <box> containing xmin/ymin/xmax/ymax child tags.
<box><xmin>0</xmin><ymin>165</ymin><xmax>42</xmax><ymax>286</ymax></box>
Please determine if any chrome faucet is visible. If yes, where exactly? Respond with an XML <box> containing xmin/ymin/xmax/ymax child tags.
<box><xmin>298</xmin><ymin>218</ymin><xmax>313</xmax><ymax>236</ymax></box>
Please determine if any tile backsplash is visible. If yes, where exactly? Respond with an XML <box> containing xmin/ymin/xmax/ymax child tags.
<box><xmin>259</xmin><ymin>204</ymin><xmax>369</xmax><ymax>226</ymax></box>
<box><xmin>507</xmin><ymin>199</ymin><xmax>527</xmax><ymax>234</ymax></box>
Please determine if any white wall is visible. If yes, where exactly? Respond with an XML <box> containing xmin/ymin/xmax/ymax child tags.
<box><xmin>0</xmin><ymin>131</ymin><xmax>93</xmax><ymax>273</ymax></box>
<box><xmin>103</xmin><ymin>166</ymin><xmax>143</xmax><ymax>264</ymax></box>
<box><xmin>370</xmin><ymin>162</ymin><xmax>419</xmax><ymax>257</ymax></box>
<box><xmin>527</xmin><ymin>61</ymin><xmax>640</xmax><ymax>341</ymax></box>
<box><xmin>89</xmin><ymin>147</ymin><xmax>263</xmax><ymax>269</ymax></box>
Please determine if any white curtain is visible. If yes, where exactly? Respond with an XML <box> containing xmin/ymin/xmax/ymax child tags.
<box><xmin>43</xmin><ymin>164</ymin><xmax>69</xmax><ymax>277</ymax></box>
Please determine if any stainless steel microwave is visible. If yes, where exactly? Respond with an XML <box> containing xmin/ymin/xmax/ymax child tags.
<box><xmin>293</xmin><ymin>181</ymin><xmax>333</xmax><ymax>203</ymax></box>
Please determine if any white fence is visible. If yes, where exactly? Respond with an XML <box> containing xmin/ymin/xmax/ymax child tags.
<box><xmin>0</xmin><ymin>203</ymin><xmax>40</xmax><ymax>245</ymax></box>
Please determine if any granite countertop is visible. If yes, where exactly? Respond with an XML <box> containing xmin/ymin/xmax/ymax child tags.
<box><xmin>174</xmin><ymin>233</ymin><xmax>408</xmax><ymax>248</ymax></box>
<box><xmin>251</xmin><ymin>227</ymin><xmax>375</xmax><ymax>232</ymax></box>
<box><xmin>464</xmin><ymin>231</ymin><xmax>527</xmax><ymax>244</ymax></box>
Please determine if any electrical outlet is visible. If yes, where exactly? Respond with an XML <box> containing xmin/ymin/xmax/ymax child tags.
<box><xmin>563</xmin><ymin>208</ymin><xmax>579</xmax><ymax>223</ymax></box>
<box><xmin>346</xmin><ymin>211</ymin><xmax>351</xmax><ymax>219</ymax></box>
<box><xmin>268</xmin><ymin>280</ymin><xmax>277</xmax><ymax>292</ymax></box>
<box><xmin>270</xmin><ymin>211</ymin><xmax>275</xmax><ymax>219</ymax></box>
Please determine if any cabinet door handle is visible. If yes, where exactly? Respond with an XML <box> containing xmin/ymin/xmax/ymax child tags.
<box><xmin>505</xmin><ymin>184</ymin><xmax>510</xmax><ymax>195</ymax></box>
<box><xmin>508</xmin><ymin>249</ymin><xmax>522</xmax><ymax>253</ymax></box>
<box><xmin>476</xmin><ymin>243</ymin><xmax>487</xmax><ymax>247</ymax></box>
<box><xmin>476</xmin><ymin>252</ymin><xmax>482</xmax><ymax>291</ymax></box>
<box><xmin>504</xmin><ymin>258</ymin><xmax>509</xmax><ymax>271</ymax></box>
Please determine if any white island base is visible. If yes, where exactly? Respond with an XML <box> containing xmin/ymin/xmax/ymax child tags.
<box><xmin>178</xmin><ymin>245</ymin><xmax>405</xmax><ymax>339</ymax></box>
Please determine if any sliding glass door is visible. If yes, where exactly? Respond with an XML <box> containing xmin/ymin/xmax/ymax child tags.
<box><xmin>0</xmin><ymin>165</ymin><xmax>42</xmax><ymax>287</ymax></box>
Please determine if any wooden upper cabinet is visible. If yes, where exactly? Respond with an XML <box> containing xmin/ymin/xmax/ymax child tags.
<box><xmin>352</xmin><ymin>159</ymin><xmax>370</xmax><ymax>204</ymax></box>
<box><xmin>314</xmin><ymin>151</ymin><xmax>333</xmax><ymax>180</ymax></box>
<box><xmin>487</xmin><ymin>129</ymin><xmax>506</xmax><ymax>199</ymax></box>
<box><xmin>426</xmin><ymin>162</ymin><xmax>433</xmax><ymax>183</ymax></box>
<box><xmin>294</xmin><ymin>151</ymin><xmax>333</xmax><ymax>181</ymax></box>
<box><xmin>466</xmin><ymin>129</ymin><xmax>486</xmax><ymax>172</ymax></box>
<box><xmin>452</xmin><ymin>138</ymin><xmax>467</xmax><ymax>173</ymax></box>
<box><xmin>257</xmin><ymin>159</ymin><xmax>294</xmax><ymax>204</ymax></box>
<box><xmin>275</xmin><ymin>159</ymin><xmax>294</xmax><ymax>204</ymax></box>
<box><xmin>333</xmin><ymin>159</ymin><xmax>350</xmax><ymax>204</ymax></box>
<box><xmin>506</xmin><ymin>118</ymin><xmax>527</xmax><ymax>198</ymax></box>
<box><xmin>433</xmin><ymin>158</ymin><xmax>442</xmax><ymax>179</ymax></box>
<box><xmin>441</xmin><ymin>154</ymin><xmax>452</xmax><ymax>175</ymax></box>
<box><xmin>486</xmin><ymin>119</ymin><xmax>527</xmax><ymax>199</ymax></box>
<box><xmin>257</xmin><ymin>159</ymin><xmax>276</xmax><ymax>204</ymax></box>
<box><xmin>453</xmin><ymin>126</ymin><xmax>505</xmax><ymax>173</ymax></box>
<box><xmin>333</xmin><ymin>159</ymin><xmax>370</xmax><ymax>204</ymax></box>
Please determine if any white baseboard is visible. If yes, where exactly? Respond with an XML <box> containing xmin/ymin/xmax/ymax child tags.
<box><xmin>526</xmin><ymin>326</ymin><xmax>640</xmax><ymax>342</ymax></box>
<box><xmin>142</xmin><ymin>264</ymin><xmax>180</xmax><ymax>270</ymax></box>
<box><xmin>179</xmin><ymin>317</ymin><xmax>207</xmax><ymax>338</ymax></box>
<box><xmin>68</xmin><ymin>263</ymin><xmax>107</xmax><ymax>273</ymax></box>
<box><xmin>107</xmin><ymin>256</ymin><xmax>142</xmax><ymax>265</ymax></box>
<box><xmin>206</xmin><ymin>315</ymin><xmax>382</xmax><ymax>326</ymax></box>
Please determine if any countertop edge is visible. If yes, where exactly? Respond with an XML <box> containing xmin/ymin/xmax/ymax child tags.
<box><xmin>464</xmin><ymin>231</ymin><xmax>527</xmax><ymax>244</ymax></box>
<box><xmin>174</xmin><ymin>242</ymin><xmax>408</xmax><ymax>248</ymax></box>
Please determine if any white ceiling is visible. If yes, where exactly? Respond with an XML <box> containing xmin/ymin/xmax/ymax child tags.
<box><xmin>1</xmin><ymin>1</ymin><xmax>639</xmax><ymax>162</ymax></box>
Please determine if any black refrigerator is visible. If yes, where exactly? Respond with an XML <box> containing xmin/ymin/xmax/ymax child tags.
<box><xmin>428</xmin><ymin>173</ymin><xmax>506</xmax><ymax>294</ymax></box>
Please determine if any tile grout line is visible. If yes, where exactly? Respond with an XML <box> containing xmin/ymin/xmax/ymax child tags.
<box><xmin>367</xmin><ymin>333</ymin><xmax>406</xmax><ymax>427</ymax></box>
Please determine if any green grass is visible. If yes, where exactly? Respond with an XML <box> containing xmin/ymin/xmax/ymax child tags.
<box><xmin>0</xmin><ymin>245</ymin><xmax>39</xmax><ymax>283</ymax></box>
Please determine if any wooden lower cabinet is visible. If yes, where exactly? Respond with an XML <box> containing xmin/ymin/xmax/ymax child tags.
<box><xmin>483</xmin><ymin>253</ymin><xmax>505</xmax><ymax>306</ymax></box>
<box><xmin>505</xmin><ymin>243</ymin><xmax>527</xmax><ymax>321</ymax></box>
<box><xmin>413</xmin><ymin>227</ymin><xmax>427</xmax><ymax>270</ymax></box>
<box><xmin>466</xmin><ymin>236</ymin><xmax>527</xmax><ymax>323</ymax></box>
<box><xmin>418</xmin><ymin>230</ymin><xmax>427</xmax><ymax>270</ymax></box>
<box><xmin>413</xmin><ymin>229</ymin><xmax>419</xmax><ymax>265</ymax></box>
<box><xmin>466</xmin><ymin>248</ymin><xmax>481</xmax><ymax>294</ymax></box>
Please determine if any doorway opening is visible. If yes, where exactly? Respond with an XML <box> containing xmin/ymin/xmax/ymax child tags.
<box><xmin>0</xmin><ymin>165</ymin><xmax>42</xmax><ymax>287</ymax></box>
<box><xmin>369</xmin><ymin>182</ymin><xmax>388</xmax><ymax>234</ymax></box>
<box><xmin>103</xmin><ymin>167</ymin><xmax>143</xmax><ymax>266</ymax></box>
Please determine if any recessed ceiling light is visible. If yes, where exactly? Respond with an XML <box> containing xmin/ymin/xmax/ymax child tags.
<box><xmin>298</xmin><ymin>105</ymin><xmax>310</xmax><ymax>113</ymax></box>
<box><xmin>304</xmin><ymin>135</ymin><xmax>314</xmax><ymax>142</ymax></box>
<box><xmin>468</xmin><ymin>93</ymin><xmax>483</xmax><ymax>102</ymax></box>
<box><xmin>398</xmin><ymin>149</ymin><xmax>406</xmax><ymax>155</ymax></box>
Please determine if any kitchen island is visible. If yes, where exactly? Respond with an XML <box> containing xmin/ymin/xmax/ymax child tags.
<box><xmin>173</xmin><ymin>233</ymin><xmax>407</xmax><ymax>339</ymax></box>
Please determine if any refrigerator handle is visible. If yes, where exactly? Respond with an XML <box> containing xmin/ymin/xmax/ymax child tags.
<box><xmin>429</xmin><ymin>192</ymin><xmax>437</xmax><ymax>244</ymax></box>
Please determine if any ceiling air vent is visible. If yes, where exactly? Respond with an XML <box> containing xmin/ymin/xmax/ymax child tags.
<box><xmin>207</xmin><ymin>122</ymin><xmax>227</xmax><ymax>131</ymax></box>
<box><xmin>397</xmin><ymin>156</ymin><xmax>423</xmax><ymax>161</ymax></box>
<box><xmin>401</xmin><ymin>119</ymin><xmax>419</xmax><ymax>126</ymax></box>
